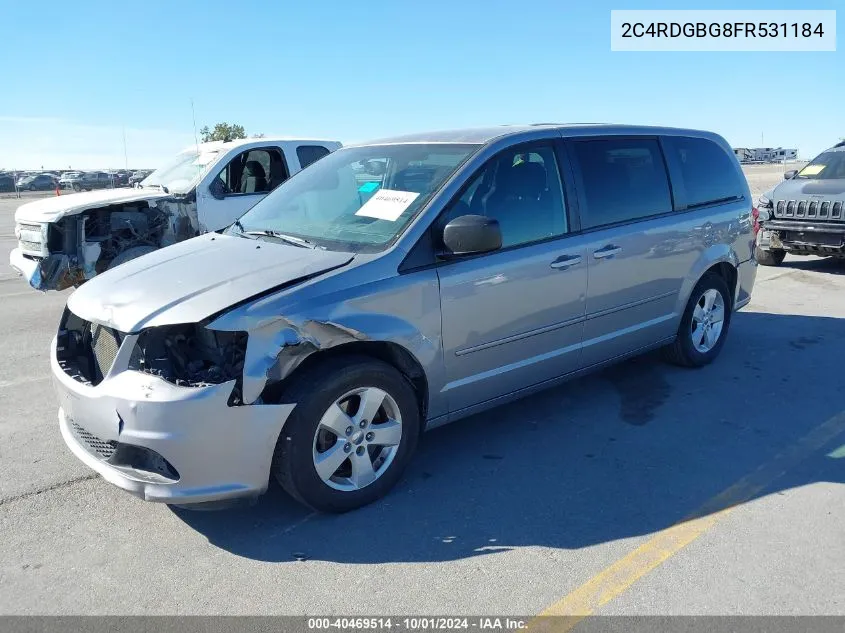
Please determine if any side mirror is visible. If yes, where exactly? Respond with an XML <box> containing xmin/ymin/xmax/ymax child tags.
<box><xmin>441</xmin><ymin>214</ymin><xmax>502</xmax><ymax>258</ymax></box>
<box><xmin>784</xmin><ymin>169</ymin><xmax>798</xmax><ymax>180</ymax></box>
<box><xmin>209</xmin><ymin>178</ymin><xmax>227</xmax><ymax>200</ymax></box>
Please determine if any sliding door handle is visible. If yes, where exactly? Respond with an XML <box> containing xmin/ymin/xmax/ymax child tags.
<box><xmin>593</xmin><ymin>245</ymin><xmax>622</xmax><ymax>259</ymax></box>
<box><xmin>550</xmin><ymin>254</ymin><xmax>582</xmax><ymax>269</ymax></box>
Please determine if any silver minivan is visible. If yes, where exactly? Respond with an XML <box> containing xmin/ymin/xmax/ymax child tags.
<box><xmin>52</xmin><ymin>125</ymin><xmax>756</xmax><ymax>512</ymax></box>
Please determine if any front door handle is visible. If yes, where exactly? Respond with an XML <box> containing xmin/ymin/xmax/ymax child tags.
<box><xmin>593</xmin><ymin>244</ymin><xmax>622</xmax><ymax>259</ymax></box>
<box><xmin>550</xmin><ymin>254</ymin><xmax>582</xmax><ymax>269</ymax></box>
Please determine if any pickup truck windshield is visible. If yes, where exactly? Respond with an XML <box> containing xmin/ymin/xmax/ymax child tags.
<box><xmin>141</xmin><ymin>149</ymin><xmax>220</xmax><ymax>193</ymax></box>
<box><xmin>795</xmin><ymin>151</ymin><xmax>845</xmax><ymax>180</ymax></box>
<box><xmin>230</xmin><ymin>143</ymin><xmax>478</xmax><ymax>252</ymax></box>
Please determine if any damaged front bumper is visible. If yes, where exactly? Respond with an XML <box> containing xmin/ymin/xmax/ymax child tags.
<box><xmin>9</xmin><ymin>248</ymin><xmax>42</xmax><ymax>288</ymax></box>
<box><xmin>759</xmin><ymin>221</ymin><xmax>845</xmax><ymax>256</ymax></box>
<box><xmin>51</xmin><ymin>334</ymin><xmax>296</xmax><ymax>504</ymax></box>
<box><xmin>10</xmin><ymin>248</ymin><xmax>82</xmax><ymax>291</ymax></box>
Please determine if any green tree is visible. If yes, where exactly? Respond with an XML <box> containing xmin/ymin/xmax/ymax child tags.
<box><xmin>199</xmin><ymin>122</ymin><xmax>247</xmax><ymax>143</ymax></box>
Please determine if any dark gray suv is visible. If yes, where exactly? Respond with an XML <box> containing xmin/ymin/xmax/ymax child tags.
<box><xmin>755</xmin><ymin>141</ymin><xmax>845</xmax><ymax>265</ymax></box>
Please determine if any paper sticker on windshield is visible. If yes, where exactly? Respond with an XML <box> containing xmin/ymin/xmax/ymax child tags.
<box><xmin>355</xmin><ymin>189</ymin><xmax>420</xmax><ymax>221</ymax></box>
<box><xmin>358</xmin><ymin>181</ymin><xmax>381</xmax><ymax>193</ymax></box>
<box><xmin>798</xmin><ymin>165</ymin><xmax>824</xmax><ymax>176</ymax></box>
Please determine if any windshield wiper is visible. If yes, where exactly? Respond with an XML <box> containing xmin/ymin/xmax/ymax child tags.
<box><xmin>242</xmin><ymin>230</ymin><xmax>317</xmax><ymax>249</ymax></box>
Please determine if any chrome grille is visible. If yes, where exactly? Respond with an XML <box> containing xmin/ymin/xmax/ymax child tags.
<box><xmin>19</xmin><ymin>240</ymin><xmax>41</xmax><ymax>251</ymax></box>
<box><xmin>90</xmin><ymin>323</ymin><xmax>121</xmax><ymax>378</ymax></box>
<box><xmin>774</xmin><ymin>199</ymin><xmax>845</xmax><ymax>222</ymax></box>
<box><xmin>16</xmin><ymin>222</ymin><xmax>45</xmax><ymax>255</ymax></box>
<box><xmin>70</xmin><ymin>422</ymin><xmax>117</xmax><ymax>459</ymax></box>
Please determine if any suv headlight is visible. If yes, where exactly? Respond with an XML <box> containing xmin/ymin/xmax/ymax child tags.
<box><xmin>128</xmin><ymin>324</ymin><xmax>247</xmax><ymax>391</ymax></box>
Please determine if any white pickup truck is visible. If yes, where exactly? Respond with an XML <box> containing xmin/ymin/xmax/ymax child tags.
<box><xmin>10</xmin><ymin>136</ymin><xmax>341</xmax><ymax>291</ymax></box>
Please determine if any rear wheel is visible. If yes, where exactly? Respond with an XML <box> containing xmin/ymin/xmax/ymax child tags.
<box><xmin>272</xmin><ymin>356</ymin><xmax>421</xmax><ymax>513</ymax></box>
<box><xmin>663</xmin><ymin>272</ymin><xmax>732</xmax><ymax>368</ymax></box>
<box><xmin>755</xmin><ymin>246</ymin><xmax>786</xmax><ymax>267</ymax></box>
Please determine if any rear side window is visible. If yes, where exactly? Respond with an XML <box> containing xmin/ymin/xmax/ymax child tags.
<box><xmin>297</xmin><ymin>145</ymin><xmax>331</xmax><ymax>169</ymax></box>
<box><xmin>571</xmin><ymin>138</ymin><xmax>672</xmax><ymax>229</ymax></box>
<box><xmin>664</xmin><ymin>136</ymin><xmax>744</xmax><ymax>208</ymax></box>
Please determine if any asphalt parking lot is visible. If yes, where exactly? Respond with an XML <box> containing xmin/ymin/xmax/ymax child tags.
<box><xmin>1</xmin><ymin>164</ymin><xmax>843</xmax><ymax>616</ymax></box>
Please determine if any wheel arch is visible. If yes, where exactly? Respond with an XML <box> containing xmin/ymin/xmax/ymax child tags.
<box><xmin>261</xmin><ymin>340</ymin><xmax>430</xmax><ymax>424</ymax></box>
<box><xmin>676</xmin><ymin>245</ymin><xmax>740</xmax><ymax>318</ymax></box>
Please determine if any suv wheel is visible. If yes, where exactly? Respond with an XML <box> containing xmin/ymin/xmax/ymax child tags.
<box><xmin>663</xmin><ymin>272</ymin><xmax>732</xmax><ymax>368</ymax></box>
<box><xmin>755</xmin><ymin>246</ymin><xmax>786</xmax><ymax>266</ymax></box>
<box><xmin>272</xmin><ymin>356</ymin><xmax>421</xmax><ymax>513</ymax></box>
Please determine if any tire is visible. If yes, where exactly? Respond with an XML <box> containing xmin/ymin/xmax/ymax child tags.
<box><xmin>755</xmin><ymin>246</ymin><xmax>785</xmax><ymax>267</ymax></box>
<box><xmin>108</xmin><ymin>245</ymin><xmax>156</xmax><ymax>269</ymax></box>
<box><xmin>663</xmin><ymin>272</ymin><xmax>732</xmax><ymax>368</ymax></box>
<box><xmin>28</xmin><ymin>185</ymin><xmax>35</xmax><ymax>191</ymax></box>
<box><xmin>72</xmin><ymin>184</ymin><xmax>81</xmax><ymax>192</ymax></box>
<box><xmin>271</xmin><ymin>355</ymin><xmax>421</xmax><ymax>513</ymax></box>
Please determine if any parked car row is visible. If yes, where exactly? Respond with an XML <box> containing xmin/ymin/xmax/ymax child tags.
<box><xmin>0</xmin><ymin>169</ymin><xmax>150</xmax><ymax>193</ymax></box>
<box><xmin>13</xmin><ymin>123</ymin><xmax>762</xmax><ymax>515</ymax></box>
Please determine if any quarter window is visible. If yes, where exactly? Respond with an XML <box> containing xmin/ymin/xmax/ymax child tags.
<box><xmin>297</xmin><ymin>145</ymin><xmax>331</xmax><ymax>169</ymax></box>
<box><xmin>442</xmin><ymin>144</ymin><xmax>568</xmax><ymax>249</ymax></box>
<box><xmin>572</xmin><ymin>138</ymin><xmax>672</xmax><ymax>229</ymax></box>
<box><xmin>663</xmin><ymin>136</ymin><xmax>744</xmax><ymax>208</ymax></box>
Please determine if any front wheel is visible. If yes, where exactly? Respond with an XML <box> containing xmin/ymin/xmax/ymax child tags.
<box><xmin>272</xmin><ymin>356</ymin><xmax>421</xmax><ymax>513</ymax></box>
<box><xmin>663</xmin><ymin>272</ymin><xmax>732</xmax><ymax>368</ymax></box>
<box><xmin>755</xmin><ymin>246</ymin><xmax>786</xmax><ymax>267</ymax></box>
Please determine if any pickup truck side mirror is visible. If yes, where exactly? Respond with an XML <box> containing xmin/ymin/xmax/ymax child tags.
<box><xmin>784</xmin><ymin>169</ymin><xmax>798</xmax><ymax>180</ymax></box>
<box><xmin>209</xmin><ymin>178</ymin><xmax>227</xmax><ymax>200</ymax></box>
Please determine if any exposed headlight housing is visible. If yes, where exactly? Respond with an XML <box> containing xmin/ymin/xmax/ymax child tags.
<box><xmin>128</xmin><ymin>324</ymin><xmax>247</xmax><ymax>395</ymax></box>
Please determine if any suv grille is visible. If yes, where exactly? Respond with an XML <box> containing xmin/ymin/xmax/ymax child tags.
<box><xmin>70</xmin><ymin>422</ymin><xmax>117</xmax><ymax>459</ymax></box>
<box><xmin>775</xmin><ymin>199</ymin><xmax>844</xmax><ymax>221</ymax></box>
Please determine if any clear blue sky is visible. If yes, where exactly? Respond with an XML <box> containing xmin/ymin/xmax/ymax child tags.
<box><xmin>0</xmin><ymin>0</ymin><xmax>841</xmax><ymax>169</ymax></box>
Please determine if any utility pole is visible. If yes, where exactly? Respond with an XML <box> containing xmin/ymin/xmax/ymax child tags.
<box><xmin>122</xmin><ymin>126</ymin><xmax>129</xmax><ymax>171</ymax></box>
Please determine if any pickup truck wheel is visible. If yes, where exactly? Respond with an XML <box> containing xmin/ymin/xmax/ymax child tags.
<box><xmin>755</xmin><ymin>246</ymin><xmax>785</xmax><ymax>267</ymax></box>
<box><xmin>108</xmin><ymin>245</ymin><xmax>156</xmax><ymax>269</ymax></box>
<box><xmin>72</xmin><ymin>184</ymin><xmax>81</xmax><ymax>192</ymax></box>
<box><xmin>663</xmin><ymin>272</ymin><xmax>732</xmax><ymax>368</ymax></box>
<box><xmin>271</xmin><ymin>355</ymin><xmax>421</xmax><ymax>513</ymax></box>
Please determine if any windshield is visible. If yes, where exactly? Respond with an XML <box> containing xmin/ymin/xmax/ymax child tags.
<box><xmin>141</xmin><ymin>148</ymin><xmax>220</xmax><ymax>193</ymax></box>
<box><xmin>229</xmin><ymin>143</ymin><xmax>478</xmax><ymax>252</ymax></box>
<box><xmin>795</xmin><ymin>151</ymin><xmax>845</xmax><ymax>180</ymax></box>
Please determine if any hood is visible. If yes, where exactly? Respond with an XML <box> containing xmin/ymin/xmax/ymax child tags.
<box><xmin>67</xmin><ymin>233</ymin><xmax>354</xmax><ymax>333</ymax></box>
<box><xmin>14</xmin><ymin>187</ymin><xmax>172</xmax><ymax>224</ymax></box>
<box><xmin>771</xmin><ymin>178</ymin><xmax>845</xmax><ymax>202</ymax></box>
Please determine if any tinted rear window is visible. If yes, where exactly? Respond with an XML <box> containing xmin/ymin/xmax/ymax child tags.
<box><xmin>664</xmin><ymin>136</ymin><xmax>744</xmax><ymax>208</ymax></box>
<box><xmin>571</xmin><ymin>138</ymin><xmax>672</xmax><ymax>229</ymax></box>
<box><xmin>297</xmin><ymin>145</ymin><xmax>331</xmax><ymax>169</ymax></box>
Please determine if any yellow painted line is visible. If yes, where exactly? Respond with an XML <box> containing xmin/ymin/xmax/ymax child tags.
<box><xmin>529</xmin><ymin>409</ymin><xmax>845</xmax><ymax>633</ymax></box>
